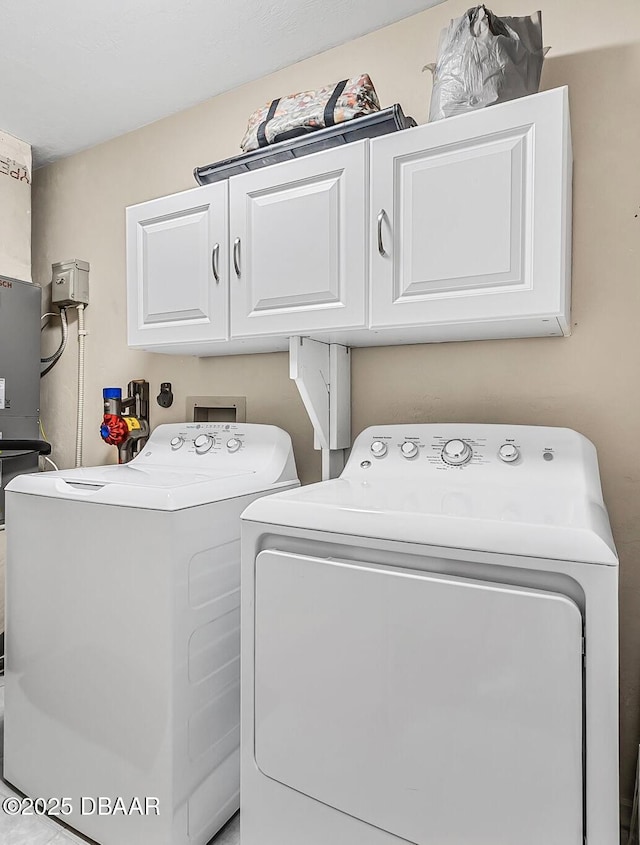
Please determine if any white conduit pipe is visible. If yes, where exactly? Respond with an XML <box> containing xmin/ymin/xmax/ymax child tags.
<box><xmin>75</xmin><ymin>304</ymin><xmax>87</xmax><ymax>468</ymax></box>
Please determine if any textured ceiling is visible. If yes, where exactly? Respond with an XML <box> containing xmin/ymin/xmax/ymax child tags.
<box><xmin>0</xmin><ymin>0</ymin><xmax>446</xmax><ymax>167</ymax></box>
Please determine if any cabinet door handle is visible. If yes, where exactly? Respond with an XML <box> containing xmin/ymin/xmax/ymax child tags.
<box><xmin>233</xmin><ymin>238</ymin><xmax>241</xmax><ymax>278</ymax></box>
<box><xmin>211</xmin><ymin>243</ymin><xmax>220</xmax><ymax>283</ymax></box>
<box><xmin>377</xmin><ymin>209</ymin><xmax>387</xmax><ymax>257</ymax></box>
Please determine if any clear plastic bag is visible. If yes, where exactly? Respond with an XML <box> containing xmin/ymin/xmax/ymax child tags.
<box><xmin>427</xmin><ymin>6</ymin><xmax>546</xmax><ymax>122</ymax></box>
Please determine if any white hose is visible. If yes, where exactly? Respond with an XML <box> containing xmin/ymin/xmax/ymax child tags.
<box><xmin>75</xmin><ymin>304</ymin><xmax>87</xmax><ymax>468</ymax></box>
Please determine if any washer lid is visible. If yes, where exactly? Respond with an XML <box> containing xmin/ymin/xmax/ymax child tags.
<box><xmin>50</xmin><ymin>464</ymin><xmax>247</xmax><ymax>488</ymax></box>
<box><xmin>6</xmin><ymin>422</ymin><xmax>299</xmax><ymax>510</ymax></box>
<box><xmin>7</xmin><ymin>463</ymin><xmax>266</xmax><ymax>510</ymax></box>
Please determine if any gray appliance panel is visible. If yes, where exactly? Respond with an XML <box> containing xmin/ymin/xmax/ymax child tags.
<box><xmin>0</xmin><ymin>276</ymin><xmax>41</xmax><ymax>523</ymax></box>
<box><xmin>0</xmin><ymin>276</ymin><xmax>40</xmax><ymax>419</ymax></box>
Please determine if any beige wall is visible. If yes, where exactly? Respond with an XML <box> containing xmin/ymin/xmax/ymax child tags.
<box><xmin>33</xmin><ymin>0</ymin><xmax>640</xmax><ymax>806</ymax></box>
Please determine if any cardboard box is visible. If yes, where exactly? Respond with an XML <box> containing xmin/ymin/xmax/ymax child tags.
<box><xmin>0</xmin><ymin>129</ymin><xmax>31</xmax><ymax>282</ymax></box>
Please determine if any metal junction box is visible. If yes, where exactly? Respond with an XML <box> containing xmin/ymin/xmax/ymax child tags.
<box><xmin>51</xmin><ymin>259</ymin><xmax>89</xmax><ymax>307</ymax></box>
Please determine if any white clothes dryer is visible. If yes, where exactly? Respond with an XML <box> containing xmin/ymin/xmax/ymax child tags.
<box><xmin>4</xmin><ymin>422</ymin><xmax>298</xmax><ymax>845</ymax></box>
<box><xmin>240</xmin><ymin>424</ymin><xmax>618</xmax><ymax>845</ymax></box>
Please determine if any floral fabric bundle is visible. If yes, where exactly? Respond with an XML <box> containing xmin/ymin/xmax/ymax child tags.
<box><xmin>241</xmin><ymin>74</ymin><xmax>380</xmax><ymax>152</ymax></box>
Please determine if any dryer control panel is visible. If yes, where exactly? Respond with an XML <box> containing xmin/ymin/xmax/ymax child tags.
<box><xmin>345</xmin><ymin>424</ymin><xmax>603</xmax><ymax>495</ymax></box>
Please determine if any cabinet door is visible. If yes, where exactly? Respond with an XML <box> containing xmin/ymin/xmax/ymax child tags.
<box><xmin>127</xmin><ymin>182</ymin><xmax>228</xmax><ymax>348</ymax></box>
<box><xmin>229</xmin><ymin>141</ymin><xmax>367</xmax><ymax>338</ymax></box>
<box><xmin>370</xmin><ymin>88</ymin><xmax>571</xmax><ymax>334</ymax></box>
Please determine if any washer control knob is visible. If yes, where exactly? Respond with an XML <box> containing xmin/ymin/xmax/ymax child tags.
<box><xmin>498</xmin><ymin>444</ymin><xmax>520</xmax><ymax>463</ymax></box>
<box><xmin>194</xmin><ymin>434</ymin><xmax>214</xmax><ymax>454</ymax></box>
<box><xmin>226</xmin><ymin>438</ymin><xmax>241</xmax><ymax>453</ymax></box>
<box><xmin>170</xmin><ymin>436</ymin><xmax>184</xmax><ymax>450</ymax></box>
<box><xmin>370</xmin><ymin>441</ymin><xmax>387</xmax><ymax>458</ymax></box>
<box><xmin>401</xmin><ymin>441</ymin><xmax>419</xmax><ymax>459</ymax></box>
<box><xmin>442</xmin><ymin>439</ymin><xmax>472</xmax><ymax>466</ymax></box>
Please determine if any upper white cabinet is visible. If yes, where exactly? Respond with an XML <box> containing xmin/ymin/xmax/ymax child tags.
<box><xmin>126</xmin><ymin>88</ymin><xmax>571</xmax><ymax>355</ymax></box>
<box><xmin>229</xmin><ymin>141</ymin><xmax>367</xmax><ymax>338</ymax></box>
<box><xmin>127</xmin><ymin>181</ymin><xmax>229</xmax><ymax>349</ymax></box>
<box><xmin>370</xmin><ymin>87</ymin><xmax>571</xmax><ymax>340</ymax></box>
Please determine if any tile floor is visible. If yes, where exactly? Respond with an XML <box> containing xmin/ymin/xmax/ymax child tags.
<box><xmin>0</xmin><ymin>676</ymin><xmax>240</xmax><ymax>844</ymax></box>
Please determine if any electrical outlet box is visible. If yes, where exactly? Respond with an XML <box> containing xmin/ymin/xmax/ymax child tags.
<box><xmin>51</xmin><ymin>259</ymin><xmax>90</xmax><ymax>307</ymax></box>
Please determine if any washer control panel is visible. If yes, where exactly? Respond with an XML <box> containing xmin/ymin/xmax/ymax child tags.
<box><xmin>345</xmin><ymin>424</ymin><xmax>589</xmax><ymax>481</ymax></box>
<box><xmin>130</xmin><ymin>422</ymin><xmax>292</xmax><ymax>472</ymax></box>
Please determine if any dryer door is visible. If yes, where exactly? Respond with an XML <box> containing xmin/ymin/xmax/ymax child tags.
<box><xmin>254</xmin><ymin>550</ymin><xmax>583</xmax><ymax>845</ymax></box>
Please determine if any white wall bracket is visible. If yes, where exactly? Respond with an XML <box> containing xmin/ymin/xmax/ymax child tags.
<box><xmin>289</xmin><ymin>337</ymin><xmax>351</xmax><ymax>480</ymax></box>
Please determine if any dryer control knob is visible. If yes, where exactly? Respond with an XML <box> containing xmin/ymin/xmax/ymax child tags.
<box><xmin>498</xmin><ymin>444</ymin><xmax>520</xmax><ymax>463</ymax></box>
<box><xmin>370</xmin><ymin>441</ymin><xmax>387</xmax><ymax>458</ymax></box>
<box><xmin>194</xmin><ymin>434</ymin><xmax>214</xmax><ymax>454</ymax></box>
<box><xmin>170</xmin><ymin>436</ymin><xmax>184</xmax><ymax>450</ymax></box>
<box><xmin>227</xmin><ymin>438</ymin><xmax>241</xmax><ymax>453</ymax></box>
<box><xmin>401</xmin><ymin>441</ymin><xmax>419</xmax><ymax>459</ymax></box>
<box><xmin>442</xmin><ymin>439</ymin><xmax>472</xmax><ymax>466</ymax></box>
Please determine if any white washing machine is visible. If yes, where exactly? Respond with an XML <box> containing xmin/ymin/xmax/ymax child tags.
<box><xmin>4</xmin><ymin>422</ymin><xmax>298</xmax><ymax>845</ymax></box>
<box><xmin>241</xmin><ymin>424</ymin><xmax>619</xmax><ymax>845</ymax></box>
